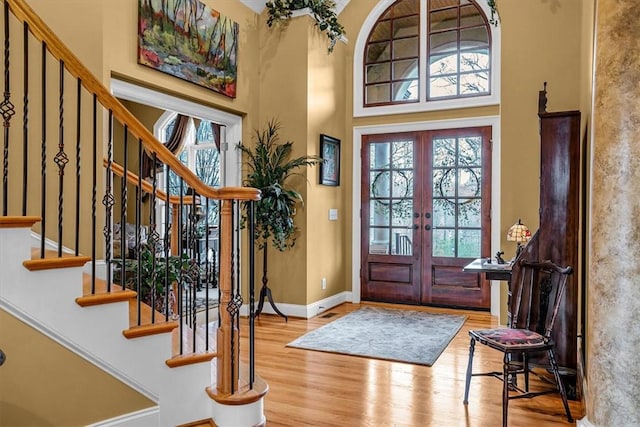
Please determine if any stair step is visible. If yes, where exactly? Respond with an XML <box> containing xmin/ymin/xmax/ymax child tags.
<box><xmin>206</xmin><ymin>360</ymin><xmax>269</xmax><ymax>406</ymax></box>
<box><xmin>0</xmin><ymin>215</ymin><xmax>41</xmax><ymax>228</ymax></box>
<box><xmin>23</xmin><ymin>247</ymin><xmax>91</xmax><ymax>271</ymax></box>
<box><xmin>177</xmin><ymin>418</ymin><xmax>217</xmax><ymax>427</ymax></box>
<box><xmin>123</xmin><ymin>321</ymin><xmax>179</xmax><ymax>339</ymax></box>
<box><xmin>166</xmin><ymin>351</ymin><xmax>216</xmax><ymax>368</ymax></box>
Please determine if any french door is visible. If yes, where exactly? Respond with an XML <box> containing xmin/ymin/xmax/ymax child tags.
<box><xmin>361</xmin><ymin>127</ymin><xmax>492</xmax><ymax>309</ymax></box>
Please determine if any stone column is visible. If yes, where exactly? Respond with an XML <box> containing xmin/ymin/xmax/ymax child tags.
<box><xmin>587</xmin><ymin>0</ymin><xmax>640</xmax><ymax>426</ymax></box>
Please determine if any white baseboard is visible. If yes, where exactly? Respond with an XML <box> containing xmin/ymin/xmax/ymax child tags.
<box><xmin>241</xmin><ymin>291</ymin><xmax>353</xmax><ymax>319</ymax></box>
<box><xmin>86</xmin><ymin>407</ymin><xmax>159</xmax><ymax>427</ymax></box>
<box><xmin>577</xmin><ymin>417</ymin><xmax>596</xmax><ymax>427</ymax></box>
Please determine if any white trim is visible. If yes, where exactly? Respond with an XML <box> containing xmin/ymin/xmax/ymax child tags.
<box><xmin>0</xmin><ymin>297</ymin><xmax>158</xmax><ymax>402</ymax></box>
<box><xmin>110</xmin><ymin>78</ymin><xmax>241</xmax><ymax>187</ymax></box>
<box><xmin>351</xmin><ymin>116</ymin><xmax>501</xmax><ymax>309</ymax></box>
<box><xmin>86</xmin><ymin>407</ymin><xmax>159</xmax><ymax>427</ymax></box>
<box><xmin>241</xmin><ymin>291</ymin><xmax>352</xmax><ymax>319</ymax></box>
<box><xmin>353</xmin><ymin>0</ymin><xmax>501</xmax><ymax>117</ymax></box>
<box><xmin>577</xmin><ymin>418</ymin><xmax>597</xmax><ymax>427</ymax></box>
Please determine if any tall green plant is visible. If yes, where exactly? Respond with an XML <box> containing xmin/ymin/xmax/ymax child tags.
<box><xmin>237</xmin><ymin>120</ymin><xmax>321</xmax><ymax>251</ymax></box>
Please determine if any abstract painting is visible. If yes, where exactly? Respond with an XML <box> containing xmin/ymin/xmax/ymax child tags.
<box><xmin>138</xmin><ymin>0</ymin><xmax>239</xmax><ymax>98</ymax></box>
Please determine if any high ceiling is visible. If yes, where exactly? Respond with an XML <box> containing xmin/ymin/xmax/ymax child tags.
<box><xmin>239</xmin><ymin>0</ymin><xmax>350</xmax><ymax>14</ymax></box>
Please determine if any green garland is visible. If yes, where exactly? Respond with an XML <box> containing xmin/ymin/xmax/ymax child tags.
<box><xmin>266</xmin><ymin>0</ymin><xmax>345</xmax><ymax>53</ymax></box>
<box><xmin>487</xmin><ymin>0</ymin><xmax>500</xmax><ymax>26</ymax></box>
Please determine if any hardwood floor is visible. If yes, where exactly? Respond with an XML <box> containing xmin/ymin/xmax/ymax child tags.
<box><xmin>243</xmin><ymin>302</ymin><xmax>584</xmax><ymax>426</ymax></box>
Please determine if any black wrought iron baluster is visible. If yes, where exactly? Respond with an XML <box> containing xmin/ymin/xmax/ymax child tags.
<box><xmin>232</xmin><ymin>199</ymin><xmax>241</xmax><ymax>352</ymax></box>
<box><xmin>39</xmin><ymin>42</ymin><xmax>46</xmax><ymax>257</ymax></box>
<box><xmin>135</xmin><ymin>139</ymin><xmax>143</xmax><ymax>325</ymax></box>
<box><xmin>121</xmin><ymin>125</ymin><xmax>128</xmax><ymax>263</ymax></box>
<box><xmin>204</xmin><ymin>197</ymin><xmax>210</xmax><ymax>350</ymax></box>
<box><xmin>2</xmin><ymin>1</ymin><xmax>15</xmax><ymax>216</ymax></box>
<box><xmin>74</xmin><ymin>78</ymin><xmax>81</xmax><ymax>255</ymax></box>
<box><xmin>91</xmin><ymin>95</ymin><xmax>97</xmax><ymax>294</ymax></box>
<box><xmin>229</xmin><ymin>199</ymin><xmax>243</xmax><ymax>394</ymax></box>
<box><xmin>102</xmin><ymin>110</ymin><xmax>115</xmax><ymax>292</ymax></box>
<box><xmin>22</xmin><ymin>22</ymin><xmax>29</xmax><ymax>216</ymax></box>
<box><xmin>55</xmin><ymin>60</ymin><xmax>69</xmax><ymax>257</ymax></box>
<box><xmin>163</xmin><ymin>161</ymin><xmax>171</xmax><ymax>321</ymax></box>
<box><xmin>248</xmin><ymin>200</ymin><xmax>256</xmax><ymax>388</ymax></box>
<box><xmin>190</xmin><ymin>195</ymin><xmax>198</xmax><ymax>348</ymax></box>
<box><xmin>147</xmin><ymin>152</ymin><xmax>162</xmax><ymax>321</ymax></box>
<box><xmin>178</xmin><ymin>178</ymin><xmax>184</xmax><ymax>354</ymax></box>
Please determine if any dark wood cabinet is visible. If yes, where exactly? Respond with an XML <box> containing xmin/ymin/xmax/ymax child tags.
<box><xmin>537</xmin><ymin>109</ymin><xmax>581</xmax><ymax>373</ymax></box>
<box><xmin>510</xmin><ymin>95</ymin><xmax>581</xmax><ymax>398</ymax></box>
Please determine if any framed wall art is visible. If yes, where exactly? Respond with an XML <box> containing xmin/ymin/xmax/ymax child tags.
<box><xmin>138</xmin><ymin>0</ymin><xmax>239</xmax><ymax>98</ymax></box>
<box><xmin>319</xmin><ymin>134</ymin><xmax>340</xmax><ymax>186</ymax></box>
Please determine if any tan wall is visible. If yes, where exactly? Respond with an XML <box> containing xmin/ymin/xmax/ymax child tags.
<box><xmin>305</xmin><ymin>20</ymin><xmax>348</xmax><ymax>304</ymax></box>
<box><xmin>19</xmin><ymin>0</ymin><xmax>595</xmax><ymax>312</ymax></box>
<box><xmin>338</xmin><ymin>0</ymin><xmax>590</xmax><ymax>311</ymax></box>
<box><xmin>0</xmin><ymin>309</ymin><xmax>154</xmax><ymax>426</ymax></box>
<box><xmin>102</xmin><ymin>0</ymin><xmax>261</xmax><ymax>144</ymax></box>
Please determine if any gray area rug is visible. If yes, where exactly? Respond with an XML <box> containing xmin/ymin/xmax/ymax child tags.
<box><xmin>287</xmin><ymin>306</ymin><xmax>467</xmax><ymax>366</ymax></box>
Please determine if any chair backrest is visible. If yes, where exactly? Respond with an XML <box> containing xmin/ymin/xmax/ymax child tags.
<box><xmin>511</xmin><ymin>259</ymin><xmax>573</xmax><ymax>339</ymax></box>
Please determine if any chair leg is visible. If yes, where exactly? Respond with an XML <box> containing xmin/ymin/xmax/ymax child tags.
<box><xmin>463</xmin><ymin>337</ymin><xmax>476</xmax><ymax>404</ymax></box>
<box><xmin>547</xmin><ymin>349</ymin><xmax>573</xmax><ymax>423</ymax></box>
<box><xmin>523</xmin><ymin>352</ymin><xmax>529</xmax><ymax>392</ymax></box>
<box><xmin>502</xmin><ymin>352</ymin><xmax>510</xmax><ymax>427</ymax></box>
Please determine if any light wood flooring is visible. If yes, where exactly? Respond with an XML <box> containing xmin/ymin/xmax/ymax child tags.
<box><xmin>243</xmin><ymin>301</ymin><xmax>584</xmax><ymax>427</ymax></box>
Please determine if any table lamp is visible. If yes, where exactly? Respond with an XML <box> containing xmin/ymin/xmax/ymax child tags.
<box><xmin>507</xmin><ymin>218</ymin><xmax>531</xmax><ymax>258</ymax></box>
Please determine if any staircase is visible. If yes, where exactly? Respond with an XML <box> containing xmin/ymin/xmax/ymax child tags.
<box><xmin>0</xmin><ymin>0</ymin><xmax>266</xmax><ymax>425</ymax></box>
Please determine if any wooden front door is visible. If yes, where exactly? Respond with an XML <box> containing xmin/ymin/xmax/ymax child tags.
<box><xmin>361</xmin><ymin>127</ymin><xmax>492</xmax><ymax>309</ymax></box>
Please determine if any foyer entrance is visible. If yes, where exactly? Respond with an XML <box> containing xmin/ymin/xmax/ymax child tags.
<box><xmin>360</xmin><ymin>127</ymin><xmax>492</xmax><ymax>309</ymax></box>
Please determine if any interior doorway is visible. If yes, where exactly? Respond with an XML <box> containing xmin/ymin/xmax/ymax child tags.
<box><xmin>360</xmin><ymin>126</ymin><xmax>493</xmax><ymax>309</ymax></box>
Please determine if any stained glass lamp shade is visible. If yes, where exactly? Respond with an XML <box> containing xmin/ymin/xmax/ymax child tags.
<box><xmin>507</xmin><ymin>219</ymin><xmax>531</xmax><ymax>257</ymax></box>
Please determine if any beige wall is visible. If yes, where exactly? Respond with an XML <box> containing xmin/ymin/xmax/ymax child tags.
<box><xmin>20</xmin><ymin>0</ymin><xmax>595</xmax><ymax>311</ymax></box>
<box><xmin>0</xmin><ymin>309</ymin><xmax>154</xmax><ymax>426</ymax></box>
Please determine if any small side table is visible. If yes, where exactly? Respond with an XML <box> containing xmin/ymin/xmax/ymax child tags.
<box><xmin>463</xmin><ymin>258</ymin><xmax>513</xmax><ymax>326</ymax></box>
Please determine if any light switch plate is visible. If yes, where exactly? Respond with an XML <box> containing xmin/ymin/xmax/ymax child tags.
<box><xmin>329</xmin><ymin>209</ymin><xmax>338</xmax><ymax>220</ymax></box>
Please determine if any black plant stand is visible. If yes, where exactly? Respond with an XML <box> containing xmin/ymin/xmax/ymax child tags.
<box><xmin>254</xmin><ymin>247</ymin><xmax>288</xmax><ymax>322</ymax></box>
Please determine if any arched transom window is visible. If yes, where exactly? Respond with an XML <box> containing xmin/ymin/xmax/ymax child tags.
<box><xmin>360</xmin><ymin>0</ymin><xmax>496</xmax><ymax>114</ymax></box>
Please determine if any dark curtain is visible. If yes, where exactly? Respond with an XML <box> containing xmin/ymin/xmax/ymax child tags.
<box><xmin>141</xmin><ymin>114</ymin><xmax>190</xmax><ymax>179</ymax></box>
<box><xmin>212</xmin><ymin>122</ymin><xmax>221</xmax><ymax>152</ymax></box>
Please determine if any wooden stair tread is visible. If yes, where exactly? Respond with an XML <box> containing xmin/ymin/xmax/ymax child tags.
<box><xmin>0</xmin><ymin>215</ymin><xmax>41</xmax><ymax>228</ymax></box>
<box><xmin>123</xmin><ymin>321</ymin><xmax>178</xmax><ymax>339</ymax></box>
<box><xmin>168</xmin><ymin>321</ymin><xmax>218</xmax><ymax>364</ymax></box>
<box><xmin>206</xmin><ymin>360</ymin><xmax>269</xmax><ymax>406</ymax></box>
<box><xmin>24</xmin><ymin>248</ymin><xmax>91</xmax><ymax>271</ymax></box>
<box><xmin>177</xmin><ymin>419</ymin><xmax>217</xmax><ymax>427</ymax></box>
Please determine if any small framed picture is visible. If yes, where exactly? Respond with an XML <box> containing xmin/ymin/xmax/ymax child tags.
<box><xmin>319</xmin><ymin>134</ymin><xmax>340</xmax><ymax>186</ymax></box>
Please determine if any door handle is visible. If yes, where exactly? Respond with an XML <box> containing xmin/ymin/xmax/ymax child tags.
<box><xmin>413</xmin><ymin>212</ymin><xmax>420</xmax><ymax>218</ymax></box>
<box><xmin>413</xmin><ymin>224</ymin><xmax>419</xmax><ymax>230</ymax></box>
<box><xmin>424</xmin><ymin>212</ymin><xmax>431</xmax><ymax>219</ymax></box>
<box><xmin>425</xmin><ymin>224</ymin><xmax>432</xmax><ymax>230</ymax></box>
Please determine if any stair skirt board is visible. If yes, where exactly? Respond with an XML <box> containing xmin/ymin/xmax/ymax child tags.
<box><xmin>86</xmin><ymin>407</ymin><xmax>160</xmax><ymax>427</ymax></box>
<box><xmin>0</xmin><ymin>298</ymin><xmax>158</xmax><ymax>402</ymax></box>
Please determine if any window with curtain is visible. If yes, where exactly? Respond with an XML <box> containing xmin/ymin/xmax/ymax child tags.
<box><xmin>364</xmin><ymin>0</ymin><xmax>492</xmax><ymax>107</ymax></box>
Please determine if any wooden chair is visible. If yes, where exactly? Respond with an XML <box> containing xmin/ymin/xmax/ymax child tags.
<box><xmin>462</xmin><ymin>259</ymin><xmax>573</xmax><ymax>427</ymax></box>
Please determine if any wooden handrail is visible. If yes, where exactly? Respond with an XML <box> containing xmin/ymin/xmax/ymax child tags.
<box><xmin>106</xmin><ymin>159</ymin><xmax>195</xmax><ymax>206</ymax></box>
<box><xmin>7</xmin><ymin>0</ymin><xmax>259</xmax><ymax>203</ymax></box>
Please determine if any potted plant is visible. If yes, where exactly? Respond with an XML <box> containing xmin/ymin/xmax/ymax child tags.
<box><xmin>114</xmin><ymin>242</ymin><xmax>191</xmax><ymax>314</ymax></box>
<box><xmin>265</xmin><ymin>0</ymin><xmax>345</xmax><ymax>53</ymax></box>
<box><xmin>238</xmin><ymin>119</ymin><xmax>321</xmax><ymax>320</ymax></box>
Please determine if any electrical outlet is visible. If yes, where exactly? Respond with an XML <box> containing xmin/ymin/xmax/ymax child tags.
<box><xmin>321</xmin><ymin>277</ymin><xmax>327</xmax><ymax>290</ymax></box>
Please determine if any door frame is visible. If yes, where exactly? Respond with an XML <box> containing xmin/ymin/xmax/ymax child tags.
<box><xmin>110</xmin><ymin>78</ymin><xmax>242</xmax><ymax>187</ymax></box>
<box><xmin>352</xmin><ymin>116</ymin><xmax>502</xmax><ymax>316</ymax></box>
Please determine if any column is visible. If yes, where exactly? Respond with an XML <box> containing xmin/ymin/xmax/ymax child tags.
<box><xmin>587</xmin><ymin>0</ymin><xmax>640</xmax><ymax>425</ymax></box>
